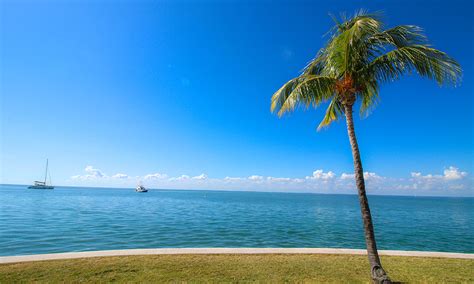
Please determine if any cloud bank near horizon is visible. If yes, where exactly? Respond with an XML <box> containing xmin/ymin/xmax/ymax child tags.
<box><xmin>69</xmin><ymin>165</ymin><xmax>472</xmax><ymax>196</ymax></box>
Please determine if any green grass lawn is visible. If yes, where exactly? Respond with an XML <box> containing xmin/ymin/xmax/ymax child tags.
<box><xmin>1</xmin><ymin>254</ymin><xmax>473</xmax><ymax>283</ymax></box>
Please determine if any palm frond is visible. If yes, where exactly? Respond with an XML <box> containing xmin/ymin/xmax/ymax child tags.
<box><xmin>317</xmin><ymin>98</ymin><xmax>344</xmax><ymax>130</ymax></box>
<box><xmin>301</xmin><ymin>48</ymin><xmax>326</xmax><ymax>76</ymax></box>
<box><xmin>369</xmin><ymin>25</ymin><xmax>427</xmax><ymax>49</ymax></box>
<box><xmin>323</xmin><ymin>13</ymin><xmax>382</xmax><ymax>76</ymax></box>
<box><xmin>370</xmin><ymin>45</ymin><xmax>461</xmax><ymax>85</ymax></box>
<box><xmin>336</xmin><ymin>10</ymin><xmax>383</xmax><ymax>33</ymax></box>
<box><xmin>271</xmin><ymin>76</ymin><xmax>336</xmax><ymax>117</ymax></box>
<box><xmin>358</xmin><ymin>78</ymin><xmax>380</xmax><ymax>116</ymax></box>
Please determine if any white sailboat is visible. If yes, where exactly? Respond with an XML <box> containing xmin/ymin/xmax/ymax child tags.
<box><xmin>28</xmin><ymin>159</ymin><xmax>54</xmax><ymax>189</ymax></box>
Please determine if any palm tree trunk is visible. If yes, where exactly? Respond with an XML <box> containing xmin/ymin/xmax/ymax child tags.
<box><xmin>343</xmin><ymin>103</ymin><xmax>391</xmax><ymax>284</ymax></box>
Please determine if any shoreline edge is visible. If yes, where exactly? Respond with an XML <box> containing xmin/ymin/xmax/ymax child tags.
<box><xmin>1</xmin><ymin>248</ymin><xmax>473</xmax><ymax>264</ymax></box>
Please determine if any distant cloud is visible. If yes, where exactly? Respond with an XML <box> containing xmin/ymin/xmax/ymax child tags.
<box><xmin>85</xmin><ymin>166</ymin><xmax>104</xmax><ymax>178</ymax></box>
<box><xmin>167</xmin><ymin>173</ymin><xmax>207</xmax><ymax>182</ymax></box>
<box><xmin>340</xmin><ymin>172</ymin><xmax>382</xmax><ymax>181</ymax></box>
<box><xmin>169</xmin><ymin>175</ymin><xmax>190</xmax><ymax>181</ymax></box>
<box><xmin>410</xmin><ymin>172</ymin><xmax>422</xmax><ymax>178</ymax></box>
<box><xmin>112</xmin><ymin>173</ymin><xmax>128</xmax><ymax>179</ymax></box>
<box><xmin>364</xmin><ymin>172</ymin><xmax>382</xmax><ymax>180</ymax></box>
<box><xmin>443</xmin><ymin>166</ymin><xmax>467</xmax><ymax>180</ymax></box>
<box><xmin>71</xmin><ymin>166</ymin><xmax>106</xmax><ymax>180</ymax></box>
<box><xmin>224</xmin><ymin>177</ymin><xmax>244</xmax><ymax>182</ymax></box>
<box><xmin>144</xmin><ymin>173</ymin><xmax>168</xmax><ymax>180</ymax></box>
<box><xmin>72</xmin><ymin>166</ymin><xmax>130</xmax><ymax>181</ymax></box>
<box><xmin>192</xmin><ymin>173</ymin><xmax>208</xmax><ymax>180</ymax></box>
<box><xmin>267</xmin><ymin>177</ymin><xmax>291</xmax><ymax>182</ymax></box>
<box><xmin>69</xmin><ymin>165</ymin><xmax>471</xmax><ymax>196</ymax></box>
<box><xmin>411</xmin><ymin>166</ymin><xmax>468</xmax><ymax>181</ymax></box>
<box><xmin>340</xmin><ymin>173</ymin><xmax>353</xmax><ymax>180</ymax></box>
<box><xmin>306</xmin><ymin>169</ymin><xmax>335</xmax><ymax>180</ymax></box>
<box><xmin>248</xmin><ymin>175</ymin><xmax>264</xmax><ymax>181</ymax></box>
<box><xmin>407</xmin><ymin>166</ymin><xmax>469</xmax><ymax>191</ymax></box>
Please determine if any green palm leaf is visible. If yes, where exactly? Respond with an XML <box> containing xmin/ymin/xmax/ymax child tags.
<box><xmin>370</xmin><ymin>45</ymin><xmax>461</xmax><ymax>85</ymax></box>
<box><xmin>270</xmin><ymin>76</ymin><xmax>336</xmax><ymax>117</ymax></box>
<box><xmin>369</xmin><ymin>25</ymin><xmax>427</xmax><ymax>48</ymax></box>
<box><xmin>317</xmin><ymin>99</ymin><xmax>344</xmax><ymax>130</ymax></box>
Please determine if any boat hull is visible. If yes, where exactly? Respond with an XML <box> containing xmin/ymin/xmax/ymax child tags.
<box><xmin>28</xmin><ymin>185</ymin><xmax>54</xmax><ymax>189</ymax></box>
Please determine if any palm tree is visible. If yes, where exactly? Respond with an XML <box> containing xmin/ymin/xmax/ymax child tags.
<box><xmin>271</xmin><ymin>11</ymin><xmax>461</xmax><ymax>283</ymax></box>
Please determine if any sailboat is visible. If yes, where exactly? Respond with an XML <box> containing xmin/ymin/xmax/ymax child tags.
<box><xmin>28</xmin><ymin>159</ymin><xmax>54</xmax><ymax>189</ymax></box>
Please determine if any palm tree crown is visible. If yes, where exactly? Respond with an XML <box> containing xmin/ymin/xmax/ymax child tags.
<box><xmin>271</xmin><ymin>10</ymin><xmax>461</xmax><ymax>128</ymax></box>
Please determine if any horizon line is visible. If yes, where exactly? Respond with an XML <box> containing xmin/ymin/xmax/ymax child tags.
<box><xmin>2</xmin><ymin>183</ymin><xmax>473</xmax><ymax>198</ymax></box>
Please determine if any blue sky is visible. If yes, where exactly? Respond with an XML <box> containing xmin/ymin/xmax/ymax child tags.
<box><xmin>1</xmin><ymin>0</ymin><xmax>472</xmax><ymax>196</ymax></box>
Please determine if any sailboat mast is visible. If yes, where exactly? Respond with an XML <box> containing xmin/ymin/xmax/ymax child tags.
<box><xmin>44</xmin><ymin>159</ymin><xmax>49</xmax><ymax>184</ymax></box>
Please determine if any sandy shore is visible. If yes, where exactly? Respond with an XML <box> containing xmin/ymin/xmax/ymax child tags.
<box><xmin>1</xmin><ymin>248</ymin><xmax>473</xmax><ymax>264</ymax></box>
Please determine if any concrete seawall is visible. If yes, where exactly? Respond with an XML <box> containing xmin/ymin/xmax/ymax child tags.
<box><xmin>1</xmin><ymin>248</ymin><xmax>473</xmax><ymax>264</ymax></box>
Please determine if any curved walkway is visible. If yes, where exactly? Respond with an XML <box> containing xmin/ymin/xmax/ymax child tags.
<box><xmin>1</xmin><ymin>248</ymin><xmax>473</xmax><ymax>264</ymax></box>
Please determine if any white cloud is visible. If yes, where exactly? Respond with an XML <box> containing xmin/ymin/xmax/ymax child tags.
<box><xmin>248</xmin><ymin>175</ymin><xmax>264</xmax><ymax>181</ymax></box>
<box><xmin>407</xmin><ymin>166</ymin><xmax>469</xmax><ymax>192</ymax></box>
<box><xmin>411</xmin><ymin>172</ymin><xmax>422</xmax><ymax>178</ymax></box>
<box><xmin>341</xmin><ymin>173</ymin><xmax>353</xmax><ymax>180</ymax></box>
<box><xmin>224</xmin><ymin>177</ymin><xmax>244</xmax><ymax>182</ymax></box>
<box><xmin>192</xmin><ymin>173</ymin><xmax>208</xmax><ymax>180</ymax></box>
<box><xmin>71</xmin><ymin>166</ymin><xmax>106</xmax><ymax>180</ymax></box>
<box><xmin>448</xmin><ymin>184</ymin><xmax>465</xmax><ymax>190</ymax></box>
<box><xmin>364</xmin><ymin>172</ymin><xmax>382</xmax><ymax>180</ymax></box>
<box><xmin>443</xmin><ymin>166</ymin><xmax>467</xmax><ymax>180</ymax></box>
<box><xmin>144</xmin><ymin>173</ymin><xmax>168</xmax><ymax>180</ymax></box>
<box><xmin>169</xmin><ymin>175</ymin><xmax>190</xmax><ymax>181</ymax></box>
<box><xmin>340</xmin><ymin>172</ymin><xmax>382</xmax><ymax>181</ymax></box>
<box><xmin>112</xmin><ymin>173</ymin><xmax>128</xmax><ymax>179</ymax></box>
<box><xmin>267</xmin><ymin>177</ymin><xmax>291</xmax><ymax>182</ymax></box>
<box><xmin>411</xmin><ymin>166</ymin><xmax>467</xmax><ymax>181</ymax></box>
<box><xmin>306</xmin><ymin>169</ymin><xmax>335</xmax><ymax>180</ymax></box>
<box><xmin>85</xmin><ymin>165</ymin><xmax>105</xmax><ymax>178</ymax></box>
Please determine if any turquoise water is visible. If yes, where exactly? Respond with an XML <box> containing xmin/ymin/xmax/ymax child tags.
<box><xmin>1</xmin><ymin>184</ymin><xmax>472</xmax><ymax>256</ymax></box>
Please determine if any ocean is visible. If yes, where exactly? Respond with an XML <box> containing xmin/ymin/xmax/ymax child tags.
<box><xmin>1</xmin><ymin>184</ymin><xmax>472</xmax><ymax>256</ymax></box>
